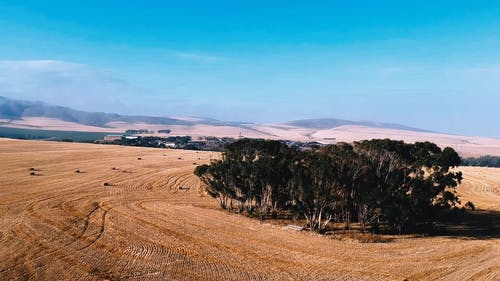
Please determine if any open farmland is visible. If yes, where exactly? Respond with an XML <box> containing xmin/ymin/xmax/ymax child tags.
<box><xmin>0</xmin><ymin>138</ymin><xmax>498</xmax><ymax>280</ymax></box>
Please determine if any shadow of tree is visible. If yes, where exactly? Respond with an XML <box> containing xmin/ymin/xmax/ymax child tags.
<box><xmin>424</xmin><ymin>209</ymin><xmax>500</xmax><ymax>240</ymax></box>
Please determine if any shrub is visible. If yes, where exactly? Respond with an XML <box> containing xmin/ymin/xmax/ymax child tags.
<box><xmin>465</xmin><ymin>201</ymin><xmax>476</xmax><ymax>211</ymax></box>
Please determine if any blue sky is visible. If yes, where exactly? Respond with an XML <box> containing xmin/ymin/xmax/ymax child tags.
<box><xmin>0</xmin><ymin>1</ymin><xmax>499</xmax><ymax>136</ymax></box>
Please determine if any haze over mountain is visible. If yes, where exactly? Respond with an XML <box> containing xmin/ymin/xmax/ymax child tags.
<box><xmin>283</xmin><ymin>118</ymin><xmax>429</xmax><ymax>132</ymax></box>
<box><xmin>0</xmin><ymin>96</ymin><xmax>236</xmax><ymax>127</ymax></box>
<box><xmin>0</xmin><ymin>95</ymin><xmax>425</xmax><ymax>132</ymax></box>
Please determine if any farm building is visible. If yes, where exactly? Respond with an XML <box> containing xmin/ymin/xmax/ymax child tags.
<box><xmin>104</xmin><ymin>135</ymin><xmax>123</xmax><ymax>141</ymax></box>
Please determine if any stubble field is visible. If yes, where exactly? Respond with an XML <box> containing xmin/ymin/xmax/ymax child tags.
<box><xmin>0</xmin><ymin>138</ymin><xmax>498</xmax><ymax>280</ymax></box>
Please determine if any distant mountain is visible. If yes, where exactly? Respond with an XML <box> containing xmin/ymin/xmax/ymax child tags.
<box><xmin>0</xmin><ymin>96</ymin><xmax>231</xmax><ymax>127</ymax></box>
<box><xmin>284</xmin><ymin>118</ymin><xmax>430</xmax><ymax>132</ymax></box>
<box><xmin>0</xmin><ymin>95</ymin><xmax>425</xmax><ymax>132</ymax></box>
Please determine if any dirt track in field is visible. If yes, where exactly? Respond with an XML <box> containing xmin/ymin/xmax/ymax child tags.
<box><xmin>0</xmin><ymin>138</ymin><xmax>498</xmax><ymax>281</ymax></box>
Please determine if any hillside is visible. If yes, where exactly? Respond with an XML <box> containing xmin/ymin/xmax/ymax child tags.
<box><xmin>284</xmin><ymin>118</ymin><xmax>429</xmax><ymax>132</ymax></box>
<box><xmin>0</xmin><ymin>96</ymin><xmax>234</xmax><ymax>127</ymax></box>
<box><xmin>1</xmin><ymin>96</ymin><xmax>500</xmax><ymax>156</ymax></box>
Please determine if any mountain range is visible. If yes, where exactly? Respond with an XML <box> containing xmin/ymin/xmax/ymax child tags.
<box><xmin>1</xmin><ymin>95</ymin><xmax>499</xmax><ymax>157</ymax></box>
<box><xmin>0</xmin><ymin>95</ymin><xmax>424</xmax><ymax>131</ymax></box>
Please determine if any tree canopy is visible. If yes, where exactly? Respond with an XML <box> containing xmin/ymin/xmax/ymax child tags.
<box><xmin>194</xmin><ymin>139</ymin><xmax>464</xmax><ymax>234</ymax></box>
<box><xmin>461</xmin><ymin>155</ymin><xmax>500</xmax><ymax>167</ymax></box>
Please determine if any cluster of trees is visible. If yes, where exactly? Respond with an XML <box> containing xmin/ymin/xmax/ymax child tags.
<box><xmin>111</xmin><ymin>136</ymin><xmax>191</xmax><ymax>148</ymax></box>
<box><xmin>194</xmin><ymin>139</ymin><xmax>466</xmax><ymax>234</ymax></box>
<box><xmin>125</xmin><ymin>129</ymin><xmax>154</xmax><ymax>134</ymax></box>
<box><xmin>461</xmin><ymin>155</ymin><xmax>500</xmax><ymax>167</ymax></box>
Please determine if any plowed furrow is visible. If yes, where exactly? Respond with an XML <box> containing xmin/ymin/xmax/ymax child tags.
<box><xmin>1</xmin><ymin>140</ymin><xmax>498</xmax><ymax>281</ymax></box>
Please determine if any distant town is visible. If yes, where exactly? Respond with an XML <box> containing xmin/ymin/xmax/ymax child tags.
<box><xmin>99</xmin><ymin>129</ymin><xmax>325</xmax><ymax>151</ymax></box>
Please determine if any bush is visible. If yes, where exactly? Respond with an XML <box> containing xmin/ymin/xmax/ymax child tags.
<box><xmin>465</xmin><ymin>201</ymin><xmax>476</xmax><ymax>211</ymax></box>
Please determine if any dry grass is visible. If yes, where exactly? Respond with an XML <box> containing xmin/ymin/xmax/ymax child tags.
<box><xmin>331</xmin><ymin>231</ymin><xmax>394</xmax><ymax>243</ymax></box>
<box><xmin>0</xmin><ymin>138</ymin><xmax>498</xmax><ymax>280</ymax></box>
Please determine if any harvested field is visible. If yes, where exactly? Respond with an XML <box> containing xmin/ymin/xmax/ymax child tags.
<box><xmin>456</xmin><ymin>167</ymin><xmax>500</xmax><ymax>211</ymax></box>
<box><xmin>0</xmin><ymin>138</ymin><xmax>498</xmax><ymax>280</ymax></box>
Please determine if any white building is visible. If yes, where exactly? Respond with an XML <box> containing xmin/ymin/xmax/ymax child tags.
<box><xmin>104</xmin><ymin>135</ymin><xmax>123</xmax><ymax>141</ymax></box>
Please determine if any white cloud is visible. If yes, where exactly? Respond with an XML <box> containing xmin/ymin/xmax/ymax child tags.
<box><xmin>0</xmin><ymin>60</ymin><xmax>148</xmax><ymax>114</ymax></box>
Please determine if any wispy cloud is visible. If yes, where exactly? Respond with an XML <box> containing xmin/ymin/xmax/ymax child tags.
<box><xmin>0</xmin><ymin>60</ymin><xmax>148</xmax><ymax>113</ymax></box>
<box><xmin>376</xmin><ymin>66</ymin><xmax>405</xmax><ymax>77</ymax></box>
<box><xmin>174</xmin><ymin>52</ymin><xmax>224</xmax><ymax>63</ymax></box>
<box><xmin>462</xmin><ymin>65</ymin><xmax>500</xmax><ymax>76</ymax></box>
<box><xmin>452</xmin><ymin>65</ymin><xmax>500</xmax><ymax>91</ymax></box>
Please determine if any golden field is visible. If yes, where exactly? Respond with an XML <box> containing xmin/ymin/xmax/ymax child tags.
<box><xmin>0</xmin><ymin>138</ymin><xmax>498</xmax><ymax>280</ymax></box>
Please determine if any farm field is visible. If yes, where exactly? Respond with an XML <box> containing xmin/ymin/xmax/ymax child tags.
<box><xmin>0</xmin><ymin>138</ymin><xmax>498</xmax><ymax>280</ymax></box>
